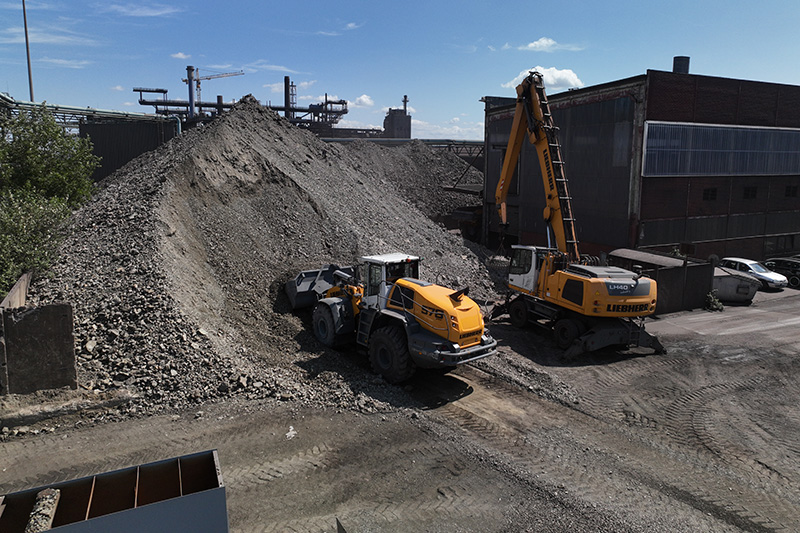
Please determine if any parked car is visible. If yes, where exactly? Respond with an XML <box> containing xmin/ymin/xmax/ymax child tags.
<box><xmin>717</xmin><ymin>257</ymin><xmax>788</xmax><ymax>290</ymax></box>
<box><xmin>764</xmin><ymin>257</ymin><xmax>800</xmax><ymax>289</ymax></box>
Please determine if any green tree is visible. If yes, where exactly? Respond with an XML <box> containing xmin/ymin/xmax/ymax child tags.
<box><xmin>0</xmin><ymin>106</ymin><xmax>100</xmax><ymax>294</ymax></box>
<box><xmin>0</xmin><ymin>105</ymin><xmax>99</xmax><ymax>206</ymax></box>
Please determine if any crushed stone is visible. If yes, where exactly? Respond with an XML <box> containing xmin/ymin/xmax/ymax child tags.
<box><xmin>27</xmin><ymin>95</ymin><xmax>507</xmax><ymax>419</ymax></box>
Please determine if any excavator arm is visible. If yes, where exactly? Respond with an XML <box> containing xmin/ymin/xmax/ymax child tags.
<box><xmin>494</xmin><ymin>72</ymin><xmax>580</xmax><ymax>261</ymax></box>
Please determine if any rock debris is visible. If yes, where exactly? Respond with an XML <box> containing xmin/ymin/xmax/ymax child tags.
<box><xmin>28</xmin><ymin>96</ymin><xmax>499</xmax><ymax>418</ymax></box>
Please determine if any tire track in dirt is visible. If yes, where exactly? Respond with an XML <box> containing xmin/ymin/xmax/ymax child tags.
<box><xmin>1</xmin><ymin>403</ymin><xmax>529</xmax><ymax>532</ymax></box>
<box><xmin>418</xmin><ymin>365</ymin><xmax>800</xmax><ymax>532</ymax></box>
<box><xmin>551</xmin><ymin>347</ymin><xmax>800</xmax><ymax>524</ymax></box>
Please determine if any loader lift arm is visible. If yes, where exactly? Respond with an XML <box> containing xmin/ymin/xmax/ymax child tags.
<box><xmin>494</xmin><ymin>71</ymin><xmax>580</xmax><ymax>261</ymax></box>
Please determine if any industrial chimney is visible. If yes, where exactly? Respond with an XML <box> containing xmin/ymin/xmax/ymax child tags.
<box><xmin>673</xmin><ymin>56</ymin><xmax>690</xmax><ymax>74</ymax></box>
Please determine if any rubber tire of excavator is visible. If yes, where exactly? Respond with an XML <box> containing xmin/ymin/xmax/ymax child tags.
<box><xmin>312</xmin><ymin>304</ymin><xmax>337</xmax><ymax>347</ymax></box>
<box><xmin>368</xmin><ymin>325</ymin><xmax>415</xmax><ymax>384</ymax></box>
<box><xmin>554</xmin><ymin>318</ymin><xmax>580</xmax><ymax>349</ymax></box>
<box><xmin>508</xmin><ymin>299</ymin><xmax>529</xmax><ymax>329</ymax></box>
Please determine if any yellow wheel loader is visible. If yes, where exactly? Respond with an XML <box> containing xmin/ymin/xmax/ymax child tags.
<box><xmin>286</xmin><ymin>253</ymin><xmax>497</xmax><ymax>383</ymax></box>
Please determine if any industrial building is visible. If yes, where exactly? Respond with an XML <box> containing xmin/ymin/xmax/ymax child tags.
<box><xmin>482</xmin><ymin>58</ymin><xmax>800</xmax><ymax>262</ymax></box>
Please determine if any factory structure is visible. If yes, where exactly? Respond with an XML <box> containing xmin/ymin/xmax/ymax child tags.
<box><xmin>0</xmin><ymin>66</ymin><xmax>415</xmax><ymax>180</ymax></box>
<box><xmin>135</xmin><ymin>67</ymin><xmax>411</xmax><ymax>139</ymax></box>
<box><xmin>482</xmin><ymin>57</ymin><xmax>800</xmax><ymax>262</ymax></box>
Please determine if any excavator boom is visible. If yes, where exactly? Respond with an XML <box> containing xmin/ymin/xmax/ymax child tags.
<box><xmin>494</xmin><ymin>72</ymin><xmax>580</xmax><ymax>261</ymax></box>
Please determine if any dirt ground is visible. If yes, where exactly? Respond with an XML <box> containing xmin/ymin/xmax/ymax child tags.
<box><xmin>2</xmin><ymin>288</ymin><xmax>798</xmax><ymax>533</ymax></box>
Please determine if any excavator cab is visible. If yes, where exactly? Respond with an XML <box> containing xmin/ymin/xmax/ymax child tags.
<box><xmin>508</xmin><ymin>245</ymin><xmax>564</xmax><ymax>295</ymax></box>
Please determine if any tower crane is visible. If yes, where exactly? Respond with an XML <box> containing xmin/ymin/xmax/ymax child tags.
<box><xmin>182</xmin><ymin>66</ymin><xmax>244</xmax><ymax>105</ymax></box>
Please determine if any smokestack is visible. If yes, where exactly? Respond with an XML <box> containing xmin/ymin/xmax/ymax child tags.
<box><xmin>284</xmin><ymin>76</ymin><xmax>291</xmax><ymax>119</ymax></box>
<box><xmin>186</xmin><ymin>65</ymin><xmax>196</xmax><ymax>118</ymax></box>
<box><xmin>673</xmin><ymin>56</ymin><xmax>690</xmax><ymax>74</ymax></box>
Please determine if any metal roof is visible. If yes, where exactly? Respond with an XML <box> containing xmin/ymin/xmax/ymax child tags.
<box><xmin>359</xmin><ymin>253</ymin><xmax>419</xmax><ymax>264</ymax></box>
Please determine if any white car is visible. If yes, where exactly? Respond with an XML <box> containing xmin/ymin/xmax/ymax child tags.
<box><xmin>718</xmin><ymin>257</ymin><xmax>788</xmax><ymax>290</ymax></box>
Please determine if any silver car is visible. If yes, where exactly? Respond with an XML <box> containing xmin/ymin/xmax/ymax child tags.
<box><xmin>718</xmin><ymin>257</ymin><xmax>788</xmax><ymax>290</ymax></box>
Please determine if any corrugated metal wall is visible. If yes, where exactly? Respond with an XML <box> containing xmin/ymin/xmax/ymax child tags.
<box><xmin>483</xmin><ymin>79</ymin><xmax>646</xmax><ymax>255</ymax></box>
<box><xmin>80</xmin><ymin>120</ymin><xmax>177</xmax><ymax>181</ymax></box>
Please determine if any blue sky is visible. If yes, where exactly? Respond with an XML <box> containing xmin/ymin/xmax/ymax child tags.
<box><xmin>2</xmin><ymin>1</ymin><xmax>799</xmax><ymax>140</ymax></box>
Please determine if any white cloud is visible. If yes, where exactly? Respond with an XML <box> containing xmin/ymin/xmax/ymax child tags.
<box><xmin>0</xmin><ymin>26</ymin><xmax>96</xmax><ymax>45</ymax></box>
<box><xmin>171</xmin><ymin>52</ymin><xmax>190</xmax><ymax>59</ymax></box>
<box><xmin>488</xmin><ymin>42</ymin><xmax>512</xmax><ymax>52</ymax></box>
<box><xmin>0</xmin><ymin>2</ymin><xmax>58</xmax><ymax>10</ymax></box>
<box><xmin>318</xmin><ymin>21</ymin><xmax>363</xmax><ymax>36</ymax></box>
<box><xmin>381</xmin><ymin>104</ymin><xmax>415</xmax><ymax>114</ymax></box>
<box><xmin>503</xmin><ymin>66</ymin><xmax>584</xmax><ymax>92</ymax></box>
<box><xmin>111</xmin><ymin>85</ymin><xmax>125</xmax><ymax>91</ymax></box>
<box><xmin>411</xmin><ymin>118</ymin><xmax>484</xmax><ymax>140</ymax></box>
<box><xmin>38</xmin><ymin>57</ymin><xmax>91</xmax><ymax>69</ymax></box>
<box><xmin>123</xmin><ymin>101</ymin><xmax>136</xmax><ymax>107</ymax></box>
<box><xmin>351</xmin><ymin>94</ymin><xmax>374</xmax><ymax>108</ymax></box>
<box><xmin>263</xmin><ymin>80</ymin><xmax>316</xmax><ymax>93</ymax></box>
<box><xmin>103</xmin><ymin>4</ymin><xmax>182</xmax><ymax>17</ymax></box>
<box><xmin>518</xmin><ymin>37</ymin><xmax>583</xmax><ymax>53</ymax></box>
<box><xmin>299</xmin><ymin>93</ymin><xmax>342</xmax><ymax>102</ymax></box>
<box><xmin>245</xmin><ymin>59</ymin><xmax>298</xmax><ymax>74</ymax></box>
<box><xmin>337</xmin><ymin>118</ymin><xmax>383</xmax><ymax>130</ymax></box>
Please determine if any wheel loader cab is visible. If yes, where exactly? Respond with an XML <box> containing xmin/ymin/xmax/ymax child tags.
<box><xmin>359</xmin><ymin>253</ymin><xmax>420</xmax><ymax>309</ymax></box>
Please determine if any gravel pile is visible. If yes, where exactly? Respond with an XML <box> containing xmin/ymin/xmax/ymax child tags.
<box><xmin>28</xmin><ymin>96</ymin><xmax>499</xmax><ymax>418</ymax></box>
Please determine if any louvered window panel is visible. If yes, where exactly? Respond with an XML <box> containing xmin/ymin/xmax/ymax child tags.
<box><xmin>643</xmin><ymin>121</ymin><xmax>800</xmax><ymax>176</ymax></box>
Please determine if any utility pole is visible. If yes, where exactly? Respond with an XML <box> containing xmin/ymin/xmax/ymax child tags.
<box><xmin>22</xmin><ymin>0</ymin><xmax>34</xmax><ymax>101</ymax></box>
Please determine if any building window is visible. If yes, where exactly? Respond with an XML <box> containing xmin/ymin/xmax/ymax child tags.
<box><xmin>743</xmin><ymin>186</ymin><xmax>757</xmax><ymax>200</ymax></box>
<box><xmin>787</xmin><ymin>185</ymin><xmax>798</xmax><ymax>198</ymax></box>
<box><xmin>644</xmin><ymin>122</ymin><xmax>800</xmax><ymax>177</ymax></box>
<box><xmin>702</xmin><ymin>188</ymin><xmax>717</xmax><ymax>201</ymax></box>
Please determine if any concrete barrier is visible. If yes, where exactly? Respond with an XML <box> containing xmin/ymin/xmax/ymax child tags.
<box><xmin>1</xmin><ymin>304</ymin><xmax>77</xmax><ymax>395</ymax></box>
<box><xmin>1</xmin><ymin>273</ymin><xmax>77</xmax><ymax>396</ymax></box>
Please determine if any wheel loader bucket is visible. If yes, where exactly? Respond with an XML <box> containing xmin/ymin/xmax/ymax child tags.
<box><xmin>285</xmin><ymin>264</ymin><xmax>355</xmax><ymax>310</ymax></box>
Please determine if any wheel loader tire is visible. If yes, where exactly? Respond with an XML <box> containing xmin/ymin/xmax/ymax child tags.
<box><xmin>368</xmin><ymin>326</ymin><xmax>415</xmax><ymax>384</ymax></box>
<box><xmin>312</xmin><ymin>304</ymin><xmax>337</xmax><ymax>347</ymax></box>
<box><xmin>554</xmin><ymin>318</ymin><xmax>580</xmax><ymax>349</ymax></box>
<box><xmin>509</xmin><ymin>299</ymin><xmax>528</xmax><ymax>329</ymax></box>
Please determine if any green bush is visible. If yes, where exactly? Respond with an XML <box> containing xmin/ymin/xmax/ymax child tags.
<box><xmin>0</xmin><ymin>105</ymin><xmax>100</xmax><ymax>294</ymax></box>
<box><xmin>0</xmin><ymin>190</ymin><xmax>71</xmax><ymax>292</ymax></box>
<box><xmin>704</xmin><ymin>289</ymin><xmax>724</xmax><ymax>312</ymax></box>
